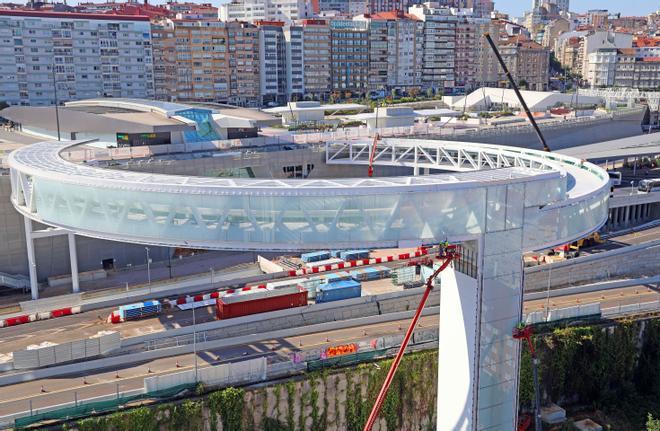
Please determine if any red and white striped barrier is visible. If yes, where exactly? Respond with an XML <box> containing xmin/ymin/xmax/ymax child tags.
<box><xmin>287</xmin><ymin>249</ymin><xmax>427</xmax><ymax>277</ymax></box>
<box><xmin>0</xmin><ymin>306</ymin><xmax>81</xmax><ymax>328</ymax></box>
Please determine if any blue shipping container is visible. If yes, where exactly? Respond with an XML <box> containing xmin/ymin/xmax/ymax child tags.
<box><xmin>316</xmin><ymin>279</ymin><xmax>362</xmax><ymax>303</ymax></box>
<box><xmin>324</xmin><ymin>271</ymin><xmax>351</xmax><ymax>283</ymax></box>
<box><xmin>301</xmin><ymin>250</ymin><xmax>331</xmax><ymax>263</ymax></box>
<box><xmin>118</xmin><ymin>300</ymin><xmax>162</xmax><ymax>320</ymax></box>
<box><xmin>339</xmin><ymin>249</ymin><xmax>370</xmax><ymax>261</ymax></box>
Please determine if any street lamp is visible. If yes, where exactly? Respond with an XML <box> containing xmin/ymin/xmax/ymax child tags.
<box><xmin>192</xmin><ymin>302</ymin><xmax>198</xmax><ymax>383</ymax></box>
<box><xmin>145</xmin><ymin>247</ymin><xmax>151</xmax><ymax>284</ymax></box>
<box><xmin>630</xmin><ymin>180</ymin><xmax>635</xmax><ymax>196</ymax></box>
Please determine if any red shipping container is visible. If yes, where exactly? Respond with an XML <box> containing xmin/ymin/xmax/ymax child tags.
<box><xmin>216</xmin><ymin>288</ymin><xmax>307</xmax><ymax>319</ymax></box>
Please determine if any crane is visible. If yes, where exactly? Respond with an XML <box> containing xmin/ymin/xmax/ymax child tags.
<box><xmin>483</xmin><ymin>32</ymin><xmax>552</xmax><ymax>153</ymax></box>
<box><xmin>363</xmin><ymin>243</ymin><xmax>459</xmax><ymax>431</ymax></box>
<box><xmin>513</xmin><ymin>324</ymin><xmax>542</xmax><ymax>431</ymax></box>
<box><xmin>367</xmin><ymin>102</ymin><xmax>381</xmax><ymax>177</ymax></box>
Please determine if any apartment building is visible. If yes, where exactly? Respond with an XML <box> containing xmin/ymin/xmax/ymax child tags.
<box><xmin>151</xmin><ymin>21</ymin><xmax>176</xmax><ymax>101</ymax></box>
<box><xmin>220</xmin><ymin>0</ymin><xmax>311</xmax><ymax>23</ymax></box>
<box><xmin>579</xmin><ymin>30</ymin><xmax>632</xmax><ymax>78</ymax></box>
<box><xmin>284</xmin><ymin>24</ymin><xmax>304</xmax><ymax>100</ymax></box>
<box><xmin>0</xmin><ymin>10</ymin><xmax>154</xmax><ymax>106</ymax></box>
<box><xmin>152</xmin><ymin>19</ymin><xmax>260</xmax><ymax>106</ymax></box>
<box><xmin>634</xmin><ymin>36</ymin><xmax>660</xmax><ymax>59</ymax></box>
<box><xmin>159</xmin><ymin>20</ymin><xmax>230</xmax><ymax>102</ymax></box>
<box><xmin>257</xmin><ymin>21</ymin><xmax>288</xmax><ymax>105</ymax></box>
<box><xmin>454</xmin><ymin>14</ymin><xmax>498</xmax><ymax>90</ymax></box>
<box><xmin>500</xmin><ymin>36</ymin><xmax>550</xmax><ymax>91</ymax></box>
<box><xmin>408</xmin><ymin>3</ymin><xmax>457</xmax><ymax>92</ymax></box>
<box><xmin>354</xmin><ymin>11</ymin><xmax>423</xmax><ymax>93</ymax></box>
<box><xmin>330</xmin><ymin>19</ymin><xmax>369</xmax><ymax>96</ymax></box>
<box><xmin>226</xmin><ymin>21</ymin><xmax>261</xmax><ymax>107</ymax></box>
<box><xmin>585</xmin><ymin>47</ymin><xmax>617</xmax><ymax>87</ymax></box>
<box><xmin>586</xmin><ymin>47</ymin><xmax>660</xmax><ymax>90</ymax></box>
<box><xmin>300</xmin><ymin>19</ymin><xmax>331</xmax><ymax>99</ymax></box>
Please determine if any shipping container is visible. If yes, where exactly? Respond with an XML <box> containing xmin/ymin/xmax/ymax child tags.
<box><xmin>339</xmin><ymin>249</ymin><xmax>370</xmax><ymax>261</ymax></box>
<box><xmin>403</xmin><ymin>280</ymin><xmax>425</xmax><ymax>289</ymax></box>
<box><xmin>298</xmin><ymin>271</ymin><xmax>352</xmax><ymax>299</ymax></box>
<box><xmin>216</xmin><ymin>286</ymin><xmax>307</xmax><ymax>319</ymax></box>
<box><xmin>349</xmin><ymin>265</ymin><xmax>391</xmax><ymax>281</ymax></box>
<box><xmin>392</xmin><ymin>266</ymin><xmax>417</xmax><ymax>285</ymax></box>
<box><xmin>266</xmin><ymin>278</ymin><xmax>307</xmax><ymax>290</ymax></box>
<box><xmin>304</xmin><ymin>257</ymin><xmax>344</xmax><ymax>269</ymax></box>
<box><xmin>316</xmin><ymin>279</ymin><xmax>362</xmax><ymax>303</ymax></box>
<box><xmin>118</xmin><ymin>300</ymin><xmax>162</xmax><ymax>321</ymax></box>
<box><xmin>300</xmin><ymin>250</ymin><xmax>331</xmax><ymax>263</ymax></box>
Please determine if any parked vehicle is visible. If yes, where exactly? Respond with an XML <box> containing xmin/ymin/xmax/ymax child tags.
<box><xmin>638</xmin><ymin>178</ymin><xmax>660</xmax><ymax>193</ymax></box>
<box><xmin>607</xmin><ymin>171</ymin><xmax>622</xmax><ymax>187</ymax></box>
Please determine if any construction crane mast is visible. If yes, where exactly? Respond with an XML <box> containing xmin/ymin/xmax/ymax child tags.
<box><xmin>363</xmin><ymin>243</ymin><xmax>459</xmax><ymax>431</ymax></box>
<box><xmin>483</xmin><ymin>33</ymin><xmax>552</xmax><ymax>153</ymax></box>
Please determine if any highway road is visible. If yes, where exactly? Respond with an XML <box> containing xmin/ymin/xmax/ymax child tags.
<box><xmin>0</xmin><ymin>314</ymin><xmax>439</xmax><ymax>418</ymax></box>
<box><xmin>523</xmin><ymin>284</ymin><xmax>659</xmax><ymax>315</ymax></box>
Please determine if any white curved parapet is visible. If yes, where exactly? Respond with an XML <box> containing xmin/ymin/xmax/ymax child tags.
<box><xmin>8</xmin><ymin>139</ymin><xmax>609</xmax><ymax>252</ymax></box>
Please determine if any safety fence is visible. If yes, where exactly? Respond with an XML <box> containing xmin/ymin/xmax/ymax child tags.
<box><xmin>12</xmin><ymin>331</ymin><xmax>121</xmax><ymax>370</ymax></box>
<box><xmin>13</xmin><ymin>383</ymin><xmax>194</xmax><ymax>429</ymax></box>
<box><xmin>524</xmin><ymin>303</ymin><xmax>601</xmax><ymax>325</ymax></box>
<box><xmin>144</xmin><ymin>357</ymin><xmax>267</xmax><ymax>393</ymax></box>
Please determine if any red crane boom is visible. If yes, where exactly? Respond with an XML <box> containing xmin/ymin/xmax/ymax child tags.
<box><xmin>363</xmin><ymin>244</ymin><xmax>459</xmax><ymax>431</ymax></box>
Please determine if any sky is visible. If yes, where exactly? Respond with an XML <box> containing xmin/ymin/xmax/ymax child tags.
<box><xmin>495</xmin><ymin>0</ymin><xmax>659</xmax><ymax>18</ymax></box>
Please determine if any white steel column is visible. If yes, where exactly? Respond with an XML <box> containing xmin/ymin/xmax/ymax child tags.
<box><xmin>437</xmin><ymin>267</ymin><xmax>479</xmax><ymax>430</ymax></box>
<box><xmin>23</xmin><ymin>217</ymin><xmax>39</xmax><ymax>300</ymax></box>
<box><xmin>68</xmin><ymin>233</ymin><xmax>80</xmax><ymax>293</ymax></box>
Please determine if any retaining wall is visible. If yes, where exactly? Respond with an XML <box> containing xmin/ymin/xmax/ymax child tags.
<box><xmin>524</xmin><ymin>240</ymin><xmax>660</xmax><ymax>291</ymax></box>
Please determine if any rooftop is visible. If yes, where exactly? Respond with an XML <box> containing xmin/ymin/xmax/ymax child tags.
<box><xmin>0</xmin><ymin>9</ymin><xmax>150</xmax><ymax>20</ymax></box>
<box><xmin>0</xmin><ymin>106</ymin><xmax>193</xmax><ymax>134</ymax></box>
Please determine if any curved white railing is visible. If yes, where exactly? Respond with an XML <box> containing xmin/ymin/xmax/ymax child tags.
<box><xmin>8</xmin><ymin>139</ymin><xmax>609</xmax><ymax>252</ymax></box>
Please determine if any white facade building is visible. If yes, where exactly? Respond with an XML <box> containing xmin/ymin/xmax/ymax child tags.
<box><xmin>580</xmin><ymin>30</ymin><xmax>633</xmax><ymax>78</ymax></box>
<box><xmin>408</xmin><ymin>3</ymin><xmax>457</xmax><ymax>91</ymax></box>
<box><xmin>586</xmin><ymin>48</ymin><xmax>618</xmax><ymax>88</ymax></box>
<box><xmin>219</xmin><ymin>0</ymin><xmax>312</xmax><ymax>23</ymax></box>
<box><xmin>0</xmin><ymin>10</ymin><xmax>154</xmax><ymax>106</ymax></box>
<box><xmin>284</xmin><ymin>24</ymin><xmax>305</xmax><ymax>99</ymax></box>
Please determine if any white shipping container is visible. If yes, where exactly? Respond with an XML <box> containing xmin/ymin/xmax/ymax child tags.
<box><xmin>266</xmin><ymin>278</ymin><xmax>307</xmax><ymax>290</ymax></box>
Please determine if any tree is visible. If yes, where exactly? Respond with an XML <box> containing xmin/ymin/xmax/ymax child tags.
<box><xmin>647</xmin><ymin>414</ymin><xmax>660</xmax><ymax>431</ymax></box>
<box><xmin>426</xmin><ymin>88</ymin><xmax>434</xmax><ymax>99</ymax></box>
